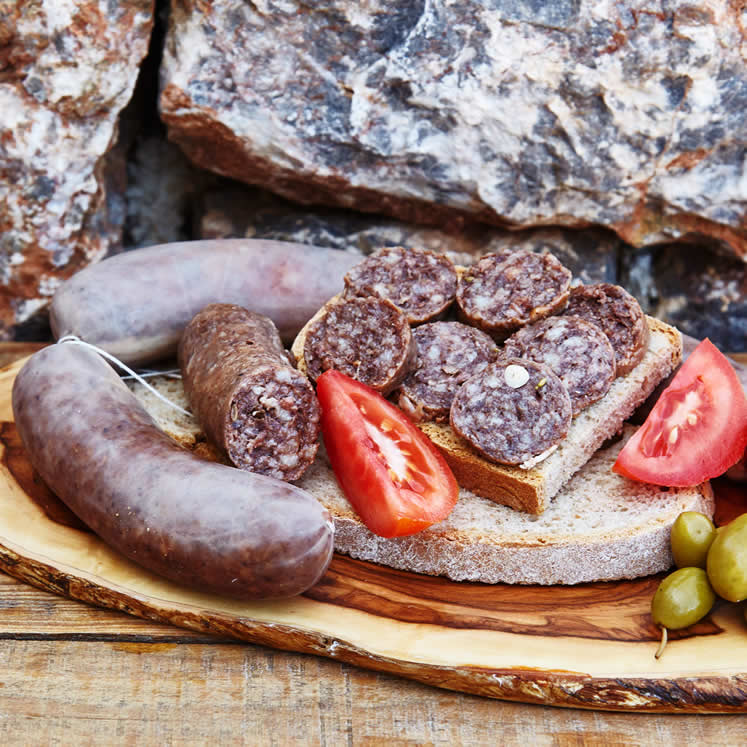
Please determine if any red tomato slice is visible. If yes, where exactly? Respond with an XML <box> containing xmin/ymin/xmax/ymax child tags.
<box><xmin>613</xmin><ymin>339</ymin><xmax>747</xmax><ymax>487</ymax></box>
<box><xmin>316</xmin><ymin>369</ymin><xmax>458</xmax><ymax>538</ymax></box>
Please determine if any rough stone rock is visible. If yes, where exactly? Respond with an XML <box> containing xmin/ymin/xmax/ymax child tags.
<box><xmin>160</xmin><ymin>1</ymin><xmax>747</xmax><ymax>260</ymax></box>
<box><xmin>0</xmin><ymin>0</ymin><xmax>153</xmax><ymax>339</ymax></box>
<box><xmin>197</xmin><ymin>184</ymin><xmax>619</xmax><ymax>281</ymax></box>
<box><xmin>623</xmin><ymin>244</ymin><xmax>746</xmax><ymax>352</ymax></box>
<box><xmin>125</xmin><ymin>135</ymin><xmax>216</xmax><ymax>249</ymax></box>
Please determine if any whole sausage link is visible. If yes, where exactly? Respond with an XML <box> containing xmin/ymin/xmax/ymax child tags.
<box><xmin>50</xmin><ymin>239</ymin><xmax>362</xmax><ymax>366</ymax></box>
<box><xmin>11</xmin><ymin>343</ymin><xmax>334</xmax><ymax>599</ymax></box>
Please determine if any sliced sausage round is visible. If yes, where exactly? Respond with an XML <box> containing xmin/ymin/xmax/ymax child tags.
<box><xmin>303</xmin><ymin>296</ymin><xmax>416</xmax><ymax>395</ymax></box>
<box><xmin>343</xmin><ymin>246</ymin><xmax>458</xmax><ymax>324</ymax></box>
<box><xmin>394</xmin><ymin>321</ymin><xmax>498</xmax><ymax>423</ymax></box>
<box><xmin>563</xmin><ymin>283</ymin><xmax>649</xmax><ymax>376</ymax></box>
<box><xmin>179</xmin><ymin>304</ymin><xmax>320</xmax><ymax>481</ymax></box>
<box><xmin>450</xmin><ymin>359</ymin><xmax>572</xmax><ymax>466</ymax></box>
<box><xmin>501</xmin><ymin>315</ymin><xmax>616</xmax><ymax>415</ymax></box>
<box><xmin>456</xmin><ymin>250</ymin><xmax>572</xmax><ymax>340</ymax></box>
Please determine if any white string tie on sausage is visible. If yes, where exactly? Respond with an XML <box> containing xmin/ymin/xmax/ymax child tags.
<box><xmin>56</xmin><ymin>335</ymin><xmax>192</xmax><ymax>417</ymax></box>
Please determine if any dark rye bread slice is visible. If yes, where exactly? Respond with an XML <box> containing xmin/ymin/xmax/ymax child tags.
<box><xmin>421</xmin><ymin>316</ymin><xmax>682</xmax><ymax>514</ymax></box>
<box><xmin>292</xmin><ymin>296</ymin><xmax>683</xmax><ymax>514</ymax></box>
<box><xmin>126</xmin><ymin>377</ymin><xmax>713</xmax><ymax>586</ymax></box>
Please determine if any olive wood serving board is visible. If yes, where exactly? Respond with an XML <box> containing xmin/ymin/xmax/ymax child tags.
<box><xmin>0</xmin><ymin>355</ymin><xmax>745</xmax><ymax>713</ymax></box>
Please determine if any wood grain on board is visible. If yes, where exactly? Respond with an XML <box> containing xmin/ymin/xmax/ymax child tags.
<box><xmin>0</xmin><ymin>345</ymin><xmax>745</xmax><ymax>716</ymax></box>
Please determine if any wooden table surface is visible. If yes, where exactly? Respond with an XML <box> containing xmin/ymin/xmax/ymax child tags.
<box><xmin>0</xmin><ymin>342</ymin><xmax>744</xmax><ymax>745</ymax></box>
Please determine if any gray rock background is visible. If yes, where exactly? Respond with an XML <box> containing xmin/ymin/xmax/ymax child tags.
<box><xmin>160</xmin><ymin>0</ymin><xmax>746</xmax><ymax>257</ymax></box>
<box><xmin>1</xmin><ymin>0</ymin><xmax>745</xmax><ymax>350</ymax></box>
<box><xmin>0</xmin><ymin>0</ymin><xmax>153</xmax><ymax>338</ymax></box>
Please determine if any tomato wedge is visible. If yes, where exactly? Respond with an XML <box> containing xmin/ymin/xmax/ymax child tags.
<box><xmin>316</xmin><ymin>370</ymin><xmax>458</xmax><ymax>537</ymax></box>
<box><xmin>613</xmin><ymin>339</ymin><xmax>747</xmax><ymax>487</ymax></box>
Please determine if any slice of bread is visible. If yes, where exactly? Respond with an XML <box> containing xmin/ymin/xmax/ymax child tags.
<box><xmin>291</xmin><ymin>294</ymin><xmax>683</xmax><ymax>514</ymax></box>
<box><xmin>300</xmin><ymin>429</ymin><xmax>713</xmax><ymax>585</ymax></box>
<box><xmin>419</xmin><ymin>316</ymin><xmax>681</xmax><ymax>513</ymax></box>
<box><xmin>126</xmin><ymin>371</ymin><xmax>713</xmax><ymax>586</ymax></box>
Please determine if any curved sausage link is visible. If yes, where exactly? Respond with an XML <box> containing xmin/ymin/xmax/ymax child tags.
<box><xmin>11</xmin><ymin>343</ymin><xmax>334</xmax><ymax>600</ymax></box>
<box><xmin>50</xmin><ymin>239</ymin><xmax>362</xmax><ymax>366</ymax></box>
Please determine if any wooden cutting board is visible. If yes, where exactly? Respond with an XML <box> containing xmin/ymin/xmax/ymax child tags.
<box><xmin>0</xmin><ymin>354</ymin><xmax>745</xmax><ymax>713</ymax></box>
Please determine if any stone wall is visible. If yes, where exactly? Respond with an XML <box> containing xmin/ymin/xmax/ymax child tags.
<box><xmin>1</xmin><ymin>0</ymin><xmax>745</xmax><ymax>349</ymax></box>
<box><xmin>0</xmin><ymin>0</ymin><xmax>153</xmax><ymax>338</ymax></box>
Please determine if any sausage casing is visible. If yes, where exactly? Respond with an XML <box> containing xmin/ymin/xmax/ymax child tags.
<box><xmin>50</xmin><ymin>239</ymin><xmax>361</xmax><ymax>366</ymax></box>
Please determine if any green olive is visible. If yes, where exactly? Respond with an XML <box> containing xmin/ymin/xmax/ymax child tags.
<box><xmin>670</xmin><ymin>512</ymin><xmax>717</xmax><ymax>568</ymax></box>
<box><xmin>706</xmin><ymin>513</ymin><xmax>747</xmax><ymax>603</ymax></box>
<box><xmin>651</xmin><ymin>567</ymin><xmax>716</xmax><ymax>630</ymax></box>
